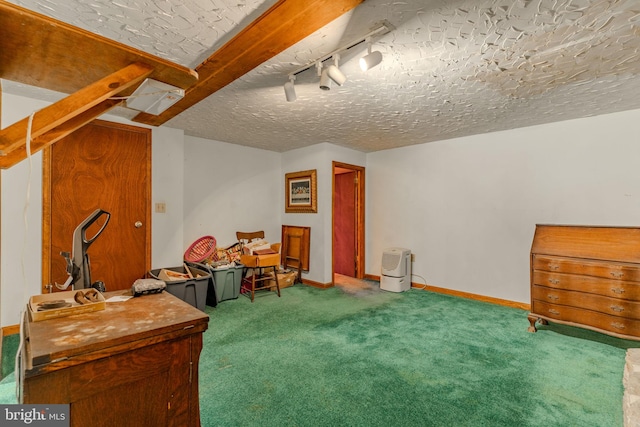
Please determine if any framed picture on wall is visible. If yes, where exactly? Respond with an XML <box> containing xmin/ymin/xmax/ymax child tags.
<box><xmin>285</xmin><ymin>169</ymin><xmax>317</xmax><ymax>213</ymax></box>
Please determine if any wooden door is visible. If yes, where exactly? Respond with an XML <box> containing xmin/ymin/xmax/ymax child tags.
<box><xmin>332</xmin><ymin>162</ymin><xmax>365</xmax><ymax>279</ymax></box>
<box><xmin>334</xmin><ymin>171</ymin><xmax>356</xmax><ymax>276</ymax></box>
<box><xmin>43</xmin><ymin>120</ymin><xmax>151</xmax><ymax>292</ymax></box>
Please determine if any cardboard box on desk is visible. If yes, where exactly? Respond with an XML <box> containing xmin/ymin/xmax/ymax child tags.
<box><xmin>240</xmin><ymin>253</ymin><xmax>280</xmax><ymax>268</ymax></box>
<box><xmin>242</xmin><ymin>239</ymin><xmax>272</xmax><ymax>255</ymax></box>
<box><xmin>239</xmin><ymin>243</ymin><xmax>281</xmax><ymax>268</ymax></box>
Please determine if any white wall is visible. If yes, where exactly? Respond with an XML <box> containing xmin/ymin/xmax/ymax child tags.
<box><xmin>149</xmin><ymin>125</ymin><xmax>186</xmax><ymax>269</ymax></box>
<box><xmin>0</xmin><ymin>95</ymin><xmax>48</xmax><ymax>327</ymax></box>
<box><xmin>281</xmin><ymin>143</ymin><xmax>366</xmax><ymax>284</ymax></box>
<box><xmin>182</xmin><ymin>135</ymin><xmax>281</xmax><ymax>250</ymax></box>
<box><xmin>0</xmin><ymin>93</ymin><xmax>187</xmax><ymax>326</ymax></box>
<box><xmin>182</xmin><ymin>140</ymin><xmax>365</xmax><ymax>286</ymax></box>
<box><xmin>0</xmin><ymin>156</ymin><xmax>42</xmax><ymax>321</ymax></box>
<box><xmin>366</xmin><ymin>109</ymin><xmax>640</xmax><ymax>303</ymax></box>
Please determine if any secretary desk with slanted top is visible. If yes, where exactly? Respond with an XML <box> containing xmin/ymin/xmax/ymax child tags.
<box><xmin>529</xmin><ymin>224</ymin><xmax>640</xmax><ymax>341</ymax></box>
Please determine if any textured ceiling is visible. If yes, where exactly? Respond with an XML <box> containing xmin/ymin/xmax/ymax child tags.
<box><xmin>3</xmin><ymin>0</ymin><xmax>640</xmax><ymax>153</ymax></box>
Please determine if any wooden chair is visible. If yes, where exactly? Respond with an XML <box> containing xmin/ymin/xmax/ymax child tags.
<box><xmin>236</xmin><ymin>231</ymin><xmax>281</xmax><ymax>302</ymax></box>
<box><xmin>236</xmin><ymin>231</ymin><xmax>265</xmax><ymax>244</ymax></box>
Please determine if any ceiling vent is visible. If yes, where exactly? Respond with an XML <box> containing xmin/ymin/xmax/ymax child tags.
<box><xmin>125</xmin><ymin>78</ymin><xmax>185</xmax><ymax>115</ymax></box>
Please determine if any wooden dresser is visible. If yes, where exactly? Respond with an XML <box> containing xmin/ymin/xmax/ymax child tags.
<box><xmin>21</xmin><ymin>291</ymin><xmax>209</xmax><ymax>427</ymax></box>
<box><xmin>528</xmin><ymin>224</ymin><xmax>640</xmax><ymax>341</ymax></box>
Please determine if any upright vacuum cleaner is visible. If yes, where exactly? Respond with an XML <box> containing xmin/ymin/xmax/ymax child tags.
<box><xmin>57</xmin><ymin>209</ymin><xmax>111</xmax><ymax>292</ymax></box>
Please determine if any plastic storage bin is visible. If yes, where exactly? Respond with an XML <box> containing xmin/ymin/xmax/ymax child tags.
<box><xmin>192</xmin><ymin>263</ymin><xmax>244</xmax><ymax>304</ymax></box>
<box><xmin>150</xmin><ymin>265</ymin><xmax>210</xmax><ymax>311</ymax></box>
<box><xmin>213</xmin><ymin>264</ymin><xmax>244</xmax><ymax>303</ymax></box>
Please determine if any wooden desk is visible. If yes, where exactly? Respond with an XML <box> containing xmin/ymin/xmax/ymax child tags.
<box><xmin>528</xmin><ymin>224</ymin><xmax>640</xmax><ymax>340</ymax></box>
<box><xmin>21</xmin><ymin>291</ymin><xmax>209</xmax><ymax>427</ymax></box>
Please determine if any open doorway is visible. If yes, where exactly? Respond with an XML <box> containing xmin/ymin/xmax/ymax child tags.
<box><xmin>332</xmin><ymin>162</ymin><xmax>365</xmax><ymax>284</ymax></box>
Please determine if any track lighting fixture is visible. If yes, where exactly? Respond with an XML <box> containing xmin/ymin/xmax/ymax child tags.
<box><xmin>360</xmin><ymin>40</ymin><xmax>383</xmax><ymax>71</ymax></box>
<box><xmin>284</xmin><ymin>75</ymin><xmax>296</xmax><ymax>102</ymax></box>
<box><xmin>282</xmin><ymin>21</ymin><xmax>394</xmax><ymax>101</ymax></box>
<box><xmin>326</xmin><ymin>55</ymin><xmax>347</xmax><ymax>86</ymax></box>
<box><xmin>317</xmin><ymin>62</ymin><xmax>331</xmax><ymax>91</ymax></box>
<box><xmin>319</xmin><ymin>68</ymin><xmax>331</xmax><ymax>90</ymax></box>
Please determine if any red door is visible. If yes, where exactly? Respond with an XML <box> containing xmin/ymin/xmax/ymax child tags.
<box><xmin>334</xmin><ymin>171</ymin><xmax>356</xmax><ymax>276</ymax></box>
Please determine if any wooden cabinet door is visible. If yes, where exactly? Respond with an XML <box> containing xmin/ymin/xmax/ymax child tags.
<box><xmin>43</xmin><ymin>120</ymin><xmax>151</xmax><ymax>292</ymax></box>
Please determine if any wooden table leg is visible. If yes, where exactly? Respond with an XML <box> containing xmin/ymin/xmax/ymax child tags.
<box><xmin>527</xmin><ymin>314</ymin><xmax>538</xmax><ymax>333</ymax></box>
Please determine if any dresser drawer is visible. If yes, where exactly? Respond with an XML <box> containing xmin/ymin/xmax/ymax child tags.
<box><xmin>532</xmin><ymin>300</ymin><xmax>640</xmax><ymax>338</ymax></box>
<box><xmin>532</xmin><ymin>270</ymin><xmax>640</xmax><ymax>300</ymax></box>
<box><xmin>533</xmin><ymin>255</ymin><xmax>640</xmax><ymax>282</ymax></box>
<box><xmin>532</xmin><ymin>285</ymin><xmax>640</xmax><ymax>320</ymax></box>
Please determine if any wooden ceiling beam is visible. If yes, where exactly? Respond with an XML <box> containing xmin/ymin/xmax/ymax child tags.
<box><xmin>0</xmin><ymin>99</ymin><xmax>122</xmax><ymax>169</ymax></box>
<box><xmin>0</xmin><ymin>0</ymin><xmax>197</xmax><ymax>94</ymax></box>
<box><xmin>133</xmin><ymin>0</ymin><xmax>365</xmax><ymax>126</ymax></box>
<box><xmin>0</xmin><ymin>62</ymin><xmax>154</xmax><ymax>169</ymax></box>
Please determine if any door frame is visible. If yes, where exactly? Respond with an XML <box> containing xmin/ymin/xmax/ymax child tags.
<box><xmin>332</xmin><ymin>161</ymin><xmax>365</xmax><ymax>282</ymax></box>
<box><xmin>41</xmin><ymin>119</ymin><xmax>152</xmax><ymax>293</ymax></box>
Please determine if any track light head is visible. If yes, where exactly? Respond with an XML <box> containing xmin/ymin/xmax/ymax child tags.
<box><xmin>360</xmin><ymin>41</ymin><xmax>383</xmax><ymax>71</ymax></box>
<box><xmin>284</xmin><ymin>76</ymin><xmax>296</xmax><ymax>102</ymax></box>
<box><xmin>360</xmin><ymin>50</ymin><xmax>383</xmax><ymax>71</ymax></box>
<box><xmin>319</xmin><ymin>68</ymin><xmax>331</xmax><ymax>90</ymax></box>
<box><xmin>326</xmin><ymin>55</ymin><xmax>347</xmax><ymax>86</ymax></box>
<box><xmin>326</xmin><ymin>65</ymin><xmax>347</xmax><ymax>86</ymax></box>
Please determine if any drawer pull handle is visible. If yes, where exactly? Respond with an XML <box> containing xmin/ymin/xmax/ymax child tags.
<box><xmin>611</xmin><ymin>287</ymin><xmax>625</xmax><ymax>295</ymax></box>
<box><xmin>548</xmin><ymin>309</ymin><xmax>560</xmax><ymax>315</ymax></box>
<box><xmin>547</xmin><ymin>294</ymin><xmax>559</xmax><ymax>301</ymax></box>
<box><xmin>548</xmin><ymin>263</ymin><xmax>560</xmax><ymax>271</ymax></box>
<box><xmin>548</xmin><ymin>278</ymin><xmax>560</xmax><ymax>285</ymax></box>
<box><xmin>611</xmin><ymin>322</ymin><xmax>626</xmax><ymax>330</ymax></box>
<box><xmin>610</xmin><ymin>271</ymin><xmax>624</xmax><ymax>279</ymax></box>
<box><xmin>610</xmin><ymin>305</ymin><xmax>625</xmax><ymax>313</ymax></box>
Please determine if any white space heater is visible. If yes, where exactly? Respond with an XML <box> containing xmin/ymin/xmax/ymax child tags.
<box><xmin>380</xmin><ymin>248</ymin><xmax>411</xmax><ymax>292</ymax></box>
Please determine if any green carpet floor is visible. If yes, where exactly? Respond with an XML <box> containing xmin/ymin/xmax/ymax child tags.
<box><xmin>1</xmin><ymin>284</ymin><xmax>636</xmax><ymax>426</ymax></box>
<box><xmin>1</xmin><ymin>333</ymin><xmax>19</xmax><ymax>381</ymax></box>
<box><xmin>0</xmin><ymin>333</ymin><xmax>19</xmax><ymax>403</ymax></box>
<box><xmin>198</xmin><ymin>285</ymin><xmax>634</xmax><ymax>426</ymax></box>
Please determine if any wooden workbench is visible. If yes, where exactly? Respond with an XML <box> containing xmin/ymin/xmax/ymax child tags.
<box><xmin>21</xmin><ymin>291</ymin><xmax>209</xmax><ymax>427</ymax></box>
